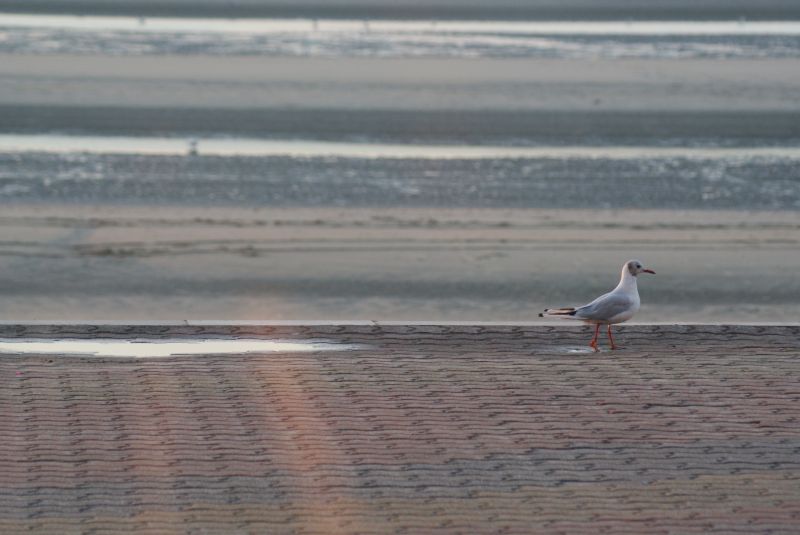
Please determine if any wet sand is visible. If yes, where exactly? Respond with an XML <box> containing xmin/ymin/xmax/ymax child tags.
<box><xmin>2</xmin><ymin>55</ymin><xmax>799</xmax><ymax>144</ymax></box>
<box><xmin>7</xmin><ymin>106</ymin><xmax>800</xmax><ymax>145</ymax></box>
<box><xmin>3</xmin><ymin>55</ymin><xmax>798</xmax><ymax>112</ymax></box>
<box><xmin>0</xmin><ymin>204</ymin><xmax>796</xmax><ymax>322</ymax></box>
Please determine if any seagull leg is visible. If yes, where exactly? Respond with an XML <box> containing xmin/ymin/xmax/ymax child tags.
<box><xmin>607</xmin><ymin>325</ymin><xmax>618</xmax><ymax>350</ymax></box>
<box><xmin>589</xmin><ymin>324</ymin><xmax>600</xmax><ymax>351</ymax></box>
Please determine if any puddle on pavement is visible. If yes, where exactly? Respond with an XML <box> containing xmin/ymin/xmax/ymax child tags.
<box><xmin>557</xmin><ymin>346</ymin><xmax>600</xmax><ymax>354</ymax></box>
<box><xmin>0</xmin><ymin>338</ymin><xmax>361</xmax><ymax>358</ymax></box>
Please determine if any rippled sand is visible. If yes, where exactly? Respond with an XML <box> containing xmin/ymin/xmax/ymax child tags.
<box><xmin>0</xmin><ymin>204</ymin><xmax>796</xmax><ymax>322</ymax></box>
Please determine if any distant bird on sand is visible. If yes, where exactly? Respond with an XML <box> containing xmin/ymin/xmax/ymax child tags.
<box><xmin>540</xmin><ymin>259</ymin><xmax>655</xmax><ymax>351</ymax></box>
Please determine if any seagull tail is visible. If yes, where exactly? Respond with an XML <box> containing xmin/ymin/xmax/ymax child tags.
<box><xmin>539</xmin><ymin>307</ymin><xmax>578</xmax><ymax>318</ymax></box>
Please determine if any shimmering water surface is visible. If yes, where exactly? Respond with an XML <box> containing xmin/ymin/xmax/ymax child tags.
<box><xmin>2</xmin><ymin>14</ymin><xmax>800</xmax><ymax>58</ymax></box>
<box><xmin>4</xmin><ymin>134</ymin><xmax>800</xmax><ymax>160</ymax></box>
<box><xmin>0</xmin><ymin>338</ymin><xmax>360</xmax><ymax>357</ymax></box>
<box><xmin>1</xmin><ymin>138</ymin><xmax>798</xmax><ymax>209</ymax></box>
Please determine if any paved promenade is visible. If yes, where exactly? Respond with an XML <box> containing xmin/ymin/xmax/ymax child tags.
<box><xmin>1</xmin><ymin>324</ymin><xmax>799</xmax><ymax>534</ymax></box>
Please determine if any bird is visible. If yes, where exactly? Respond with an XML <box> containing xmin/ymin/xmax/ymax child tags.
<box><xmin>539</xmin><ymin>259</ymin><xmax>655</xmax><ymax>351</ymax></box>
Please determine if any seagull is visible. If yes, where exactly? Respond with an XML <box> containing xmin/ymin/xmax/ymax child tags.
<box><xmin>539</xmin><ymin>259</ymin><xmax>655</xmax><ymax>351</ymax></box>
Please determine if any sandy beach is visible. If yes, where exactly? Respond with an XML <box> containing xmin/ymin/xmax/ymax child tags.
<box><xmin>0</xmin><ymin>9</ymin><xmax>797</xmax><ymax>322</ymax></box>
<box><xmin>2</xmin><ymin>54</ymin><xmax>800</xmax><ymax>145</ymax></box>
<box><xmin>5</xmin><ymin>56</ymin><xmax>799</xmax><ymax>108</ymax></box>
<box><xmin>0</xmin><ymin>204</ymin><xmax>796</xmax><ymax>322</ymax></box>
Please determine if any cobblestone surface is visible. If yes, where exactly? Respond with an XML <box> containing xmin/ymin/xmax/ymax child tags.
<box><xmin>1</xmin><ymin>324</ymin><xmax>799</xmax><ymax>534</ymax></box>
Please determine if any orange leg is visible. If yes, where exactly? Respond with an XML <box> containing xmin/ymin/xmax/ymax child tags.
<box><xmin>607</xmin><ymin>325</ymin><xmax>618</xmax><ymax>350</ymax></box>
<box><xmin>589</xmin><ymin>324</ymin><xmax>600</xmax><ymax>351</ymax></box>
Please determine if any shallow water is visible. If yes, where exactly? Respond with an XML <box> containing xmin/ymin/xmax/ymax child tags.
<box><xmin>4</xmin><ymin>134</ymin><xmax>800</xmax><ymax>160</ymax></box>
<box><xmin>2</xmin><ymin>14</ymin><xmax>800</xmax><ymax>58</ymax></box>
<box><xmin>1</xmin><ymin>145</ymin><xmax>798</xmax><ymax>209</ymax></box>
<box><xmin>4</xmin><ymin>16</ymin><xmax>800</xmax><ymax>35</ymax></box>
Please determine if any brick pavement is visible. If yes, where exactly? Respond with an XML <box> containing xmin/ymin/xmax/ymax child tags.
<box><xmin>1</xmin><ymin>324</ymin><xmax>799</xmax><ymax>534</ymax></box>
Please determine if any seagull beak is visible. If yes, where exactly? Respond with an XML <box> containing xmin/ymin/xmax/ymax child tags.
<box><xmin>642</xmin><ymin>268</ymin><xmax>656</xmax><ymax>274</ymax></box>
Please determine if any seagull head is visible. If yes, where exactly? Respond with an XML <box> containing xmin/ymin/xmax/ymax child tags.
<box><xmin>626</xmin><ymin>259</ymin><xmax>655</xmax><ymax>277</ymax></box>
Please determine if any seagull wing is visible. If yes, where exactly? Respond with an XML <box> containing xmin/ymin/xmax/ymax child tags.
<box><xmin>573</xmin><ymin>292</ymin><xmax>633</xmax><ymax>322</ymax></box>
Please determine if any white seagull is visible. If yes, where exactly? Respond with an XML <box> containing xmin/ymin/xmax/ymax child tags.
<box><xmin>539</xmin><ymin>259</ymin><xmax>655</xmax><ymax>350</ymax></box>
